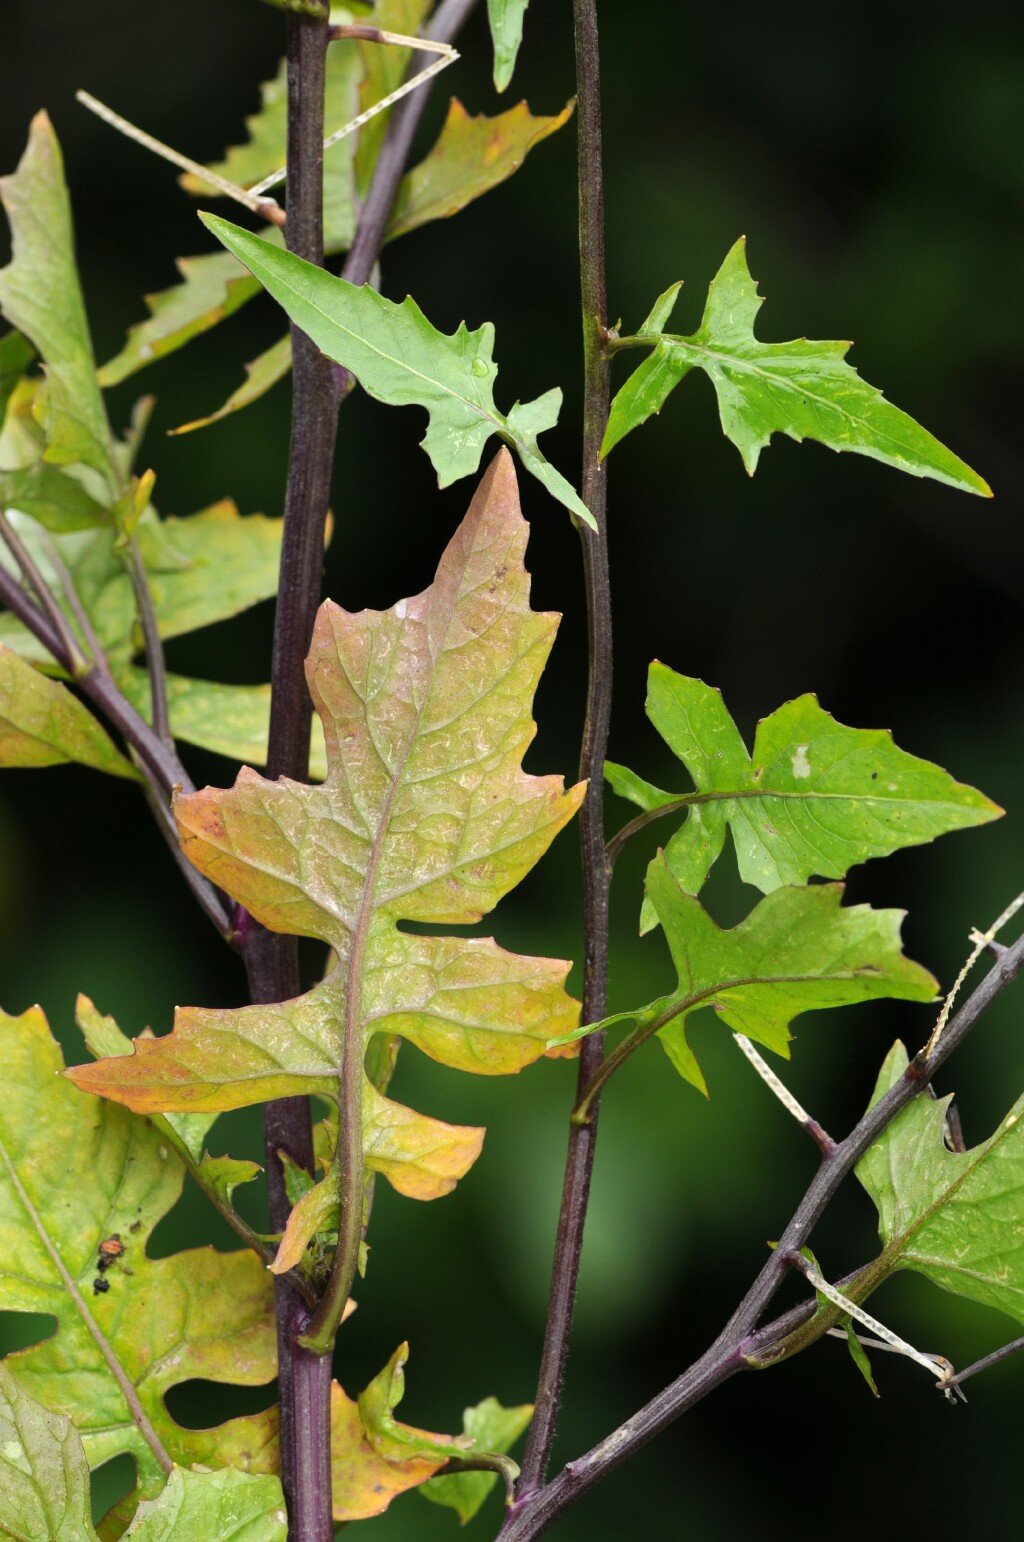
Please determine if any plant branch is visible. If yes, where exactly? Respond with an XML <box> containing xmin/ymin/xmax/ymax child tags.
<box><xmin>341</xmin><ymin>0</ymin><xmax>478</xmax><ymax>286</ymax></box>
<box><xmin>250</xmin><ymin>8</ymin><xmax>336</xmax><ymax>1540</ymax></box>
<box><xmin>123</xmin><ymin>534</ymin><xmax>172</xmax><ymax>746</ymax></box>
<box><xmin>497</xmin><ymin>918</ymin><xmax>1024</xmax><ymax>1539</ymax></box>
<box><xmin>0</xmin><ymin>511</ymin><xmax>87</xmax><ymax>673</ymax></box>
<box><xmin>517</xmin><ymin>0</ymin><xmax>612</xmax><ymax>1498</ymax></box>
<box><xmin>942</xmin><ymin>1334</ymin><xmax>1024</xmax><ymax>1391</ymax></box>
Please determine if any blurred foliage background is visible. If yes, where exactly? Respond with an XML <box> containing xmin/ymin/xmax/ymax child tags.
<box><xmin>1</xmin><ymin>1</ymin><xmax>1022</xmax><ymax>1534</ymax></box>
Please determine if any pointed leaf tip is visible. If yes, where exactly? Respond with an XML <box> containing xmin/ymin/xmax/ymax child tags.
<box><xmin>73</xmin><ymin>460</ymin><xmax>583</xmax><ymax>1229</ymax></box>
<box><xmin>604</xmin><ymin>239</ymin><xmax>991</xmax><ymax>495</ymax></box>
<box><xmin>200</xmin><ymin>213</ymin><xmax>590</xmax><ymax>522</ymax></box>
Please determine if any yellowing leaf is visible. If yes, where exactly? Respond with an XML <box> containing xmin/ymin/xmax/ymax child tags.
<box><xmin>97</xmin><ymin>251</ymin><xmax>265</xmax><ymax>387</ymax></box>
<box><xmin>67</xmin><ymin>453</ymin><xmax>584</xmax><ymax>1226</ymax></box>
<box><xmin>271</xmin><ymin>1087</ymin><xmax>483</xmax><ymax>1273</ymax></box>
<box><xmin>386</xmin><ymin>98</ymin><xmax>574</xmax><ymax>241</ymax></box>
<box><xmin>0</xmin><ymin>1006</ymin><xmax>277</xmax><ymax>1502</ymax></box>
<box><xmin>0</xmin><ymin>645</ymin><xmax>140</xmax><ymax>779</ymax></box>
<box><xmin>330</xmin><ymin>1353</ymin><xmax>461</xmax><ymax>1524</ymax></box>
<box><xmin>170</xmin><ymin>333</ymin><xmax>293</xmax><ymax>436</ymax></box>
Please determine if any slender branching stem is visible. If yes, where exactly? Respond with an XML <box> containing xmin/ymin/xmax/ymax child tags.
<box><xmin>517</xmin><ymin>0</ymin><xmax>612</xmax><ymax>1499</ymax></box>
<box><xmin>497</xmin><ymin>923</ymin><xmax>1024</xmax><ymax>1539</ymax></box>
<box><xmin>38</xmin><ymin>531</ymin><xmax>113</xmax><ymax>679</ymax></box>
<box><xmin>341</xmin><ymin>0</ymin><xmax>478</xmax><ymax>285</ymax></box>
<box><xmin>0</xmin><ymin>511</ymin><xmax>86</xmax><ymax>672</ymax></box>
<box><xmin>942</xmin><ymin>1334</ymin><xmax>1024</xmax><ymax>1391</ymax></box>
<box><xmin>124</xmin><ymin>536</ymin><xmax>172</xmax><ymax>746</ymax></box>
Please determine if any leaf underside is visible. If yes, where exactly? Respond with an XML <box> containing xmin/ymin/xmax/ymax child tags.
<box><xmin>602</xmin><ymin>237</ymin><xmax>990</xmax><ymax>497</ymax></box>
<box><xmin>67</xmin><ymin>453</ymin><xmax>584</xmax><ymax>1236</ymax></box>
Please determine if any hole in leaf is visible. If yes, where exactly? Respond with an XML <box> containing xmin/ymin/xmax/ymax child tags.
<box><xmin>163</xmin><ymin>1378</ymin><xmax>278</xmax><ymax>1430</ymax></box>
<box><xmin>0</xmin><ymin>1311</ymin><xmax>55</xmax><ymax>1356</ymax></box>
<box><xmin>90</xmin><ymin>1452</ymin><xmax>136</xmax><ymax>1527</ymax></box>
<box><xmin>396</xmin><ymin>918</ymin><xmax>490</xmax><ymax>937</ymax></box>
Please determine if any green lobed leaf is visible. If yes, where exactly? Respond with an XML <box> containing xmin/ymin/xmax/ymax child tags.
<box><xmin>602</xmin><ymin>238</ymin><xmax>990</xmax><ymax>496</ymax></box>
<box><xmin>0</xmin><ymin>1363</ymin><xmax>99</xmax><ymax>1542</ymax></box>
<box><xmin>385</xmin><ymin>98</ymin><xmax>574</xmax><ymax>241</ymax></box>
<box><xmin>67</xmin><ymin>455</ymin><xmax>585</xmax><ymax>1222</ymax></box>
<box><xmin>199</xmin><ymin>213</ymin><xmax>595</xmax><ymax>526</ymax></box>
<box><xmin>612</xmin><ymin>662</ymin><xmax>1000</xmax><ymax>931</ymax></box>
<box><xmin>0</xmin><ymin>645</ymin><xmax>140</xmax><ymax>778</ymax></box>
<box><xmin>0</xmin><ymin>1006</ymin><xmax>278</xmax><ymax>1501</ymax></box>
<box><xmin>420</xmin><ymin>1396</ymin><xmax>533</xmax><ymax>1523</ymax></box>
<box><xmin>121</xmin><ymin>1467</ymin><xmax>287</xmax><ymax>1542</ymax></box>
<box><xmin>487</xmin><ymin>0</ymin><xmax>531</xmax><ymax>92</ymax></box>
<box><xmin>559</xmin><ymin>856</ymin><xmax>936</xmax><ymax>1096</ymax></box>
<box><xmin>857</xmin><ymin>1041</ymin><xmax>1024</xmax><ymax>1325</ymax></box>
<box><xmin>0</xmin><ymin>115</ymin><xmax>119</xmax><ymax>495</ymax></box>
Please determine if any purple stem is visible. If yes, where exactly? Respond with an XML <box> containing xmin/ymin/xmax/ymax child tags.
<box><xmin>497</xmin><ymin>923</ymin><xmax>1024</xmax><ymax>1539</ymax></box>
<box><xmin>517</xmin><ymin>0</ymin><xmax>613</xmax><ymax>1497</ymax></box>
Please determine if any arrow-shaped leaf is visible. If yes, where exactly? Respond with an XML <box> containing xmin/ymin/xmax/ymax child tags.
<box><xmin>67</xmin><ymin>454</ymin><xmax>584</xmax><ymax>1227</ymax></box>
<box><xmin>200</xmin><ymin>213</ymin><xmax>594</xmax><ymax>526</ymax></box>
<box><xmin>0</xmin><ymin>1006</ymin><xmax>278</xmax><ymax>1502</ymax></box>
<box><xmin>602</xmin><ymin>238</ymin><xmax>990</xmax><ymax>496</ymax></box>
<box><xmin>857</xmin><ymin>1041</ymin><xmax>1024</xmax><ymax>1325</ymax></box>
<box><xmin>559</xmin><ymin>857</ymin><xmax>936</xmax><ymax>1096</ymax></box>
<box><xmin>608</xmin><ymin>663</ymin><xmax>999</xmax><ymax>930</ymax></box>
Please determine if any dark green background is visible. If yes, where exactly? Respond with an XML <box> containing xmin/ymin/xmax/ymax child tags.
<box><xmin>2</xmin><ymin>1</ymin><xmax>1022</xmax><ymax>1535</ymax></box>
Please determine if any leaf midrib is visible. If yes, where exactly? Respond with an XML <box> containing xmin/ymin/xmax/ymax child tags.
<box><xmin>0</xmin><ymin>1128</ymin><xmax>172</xmax><ymax>1475</ymax></box>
